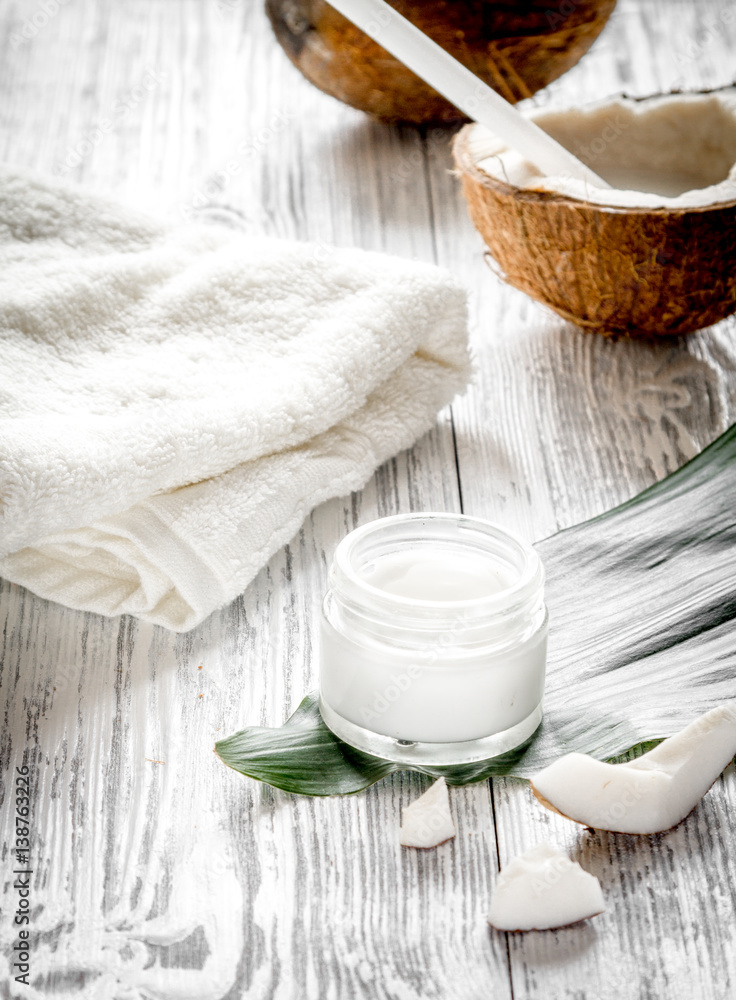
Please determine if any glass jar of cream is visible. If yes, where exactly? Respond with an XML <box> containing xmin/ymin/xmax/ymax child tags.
<box><xmin>319</xmin><ymin>513</ymin><xmax>547</xmax><ymax>765</ymax></box>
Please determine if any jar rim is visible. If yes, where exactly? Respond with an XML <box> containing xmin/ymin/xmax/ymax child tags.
<box><xmin>331</xmin><ymin>512</ymin><xmax>544</xmax><ymax>626</ymax></box>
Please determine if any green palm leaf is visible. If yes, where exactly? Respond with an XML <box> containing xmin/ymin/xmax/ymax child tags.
<box><xmin>216</xmin><ymin>425</ymin><xmax>736</xmax><ymax>795</ymax></box>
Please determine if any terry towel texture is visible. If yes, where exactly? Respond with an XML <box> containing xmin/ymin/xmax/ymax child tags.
<box><xmin>0</xmin><ymin>168</ymin><xmax>471</xmax><ymax>630</ymax></box>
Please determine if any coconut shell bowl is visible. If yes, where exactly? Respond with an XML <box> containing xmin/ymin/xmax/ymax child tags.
<box><xmin>266</xmin><ymin>0</ymin><xmax>618</xmax><ymax>124</ymax></box>
<box><xmin>453</xmin><ymin>89</ymin><xmax>736</xmax><ymax>338</ymax></box>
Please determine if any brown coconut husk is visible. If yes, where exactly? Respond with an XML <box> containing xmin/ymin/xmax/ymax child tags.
<box><xmin>453</xmin><ymin>123</ymin><xmax>736</xmax><ymax>338</ymax></box>
<box><xmin>265</xmin><ymin>0</ymin><xmax>618</xmax><ymax>125</ymax></box>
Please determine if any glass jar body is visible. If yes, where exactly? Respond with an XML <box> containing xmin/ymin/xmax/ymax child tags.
<box><xmin>318</xmin><ymin>513</ymin><xmax>548</xmax><ymax>765</ymax></box>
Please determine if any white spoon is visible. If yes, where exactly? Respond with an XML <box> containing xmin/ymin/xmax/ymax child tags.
<box><xmin>327</xmin><ymin>0</ymin><xmax>610</xmax><ymax>188</ymax></box>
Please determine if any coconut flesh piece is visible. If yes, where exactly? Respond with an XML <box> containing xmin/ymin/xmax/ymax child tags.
<box><xmin>488</xmin><ymin>844</ymin><xmax>605</xmax><ymax>932</ymax></box>
<box><xmin>468</xmin><ymin>89</ymin><xmax>736</xmax><ymax>210</ymax></box>
<box><xmin>530</xmin><ymin>704</ymin><xmax>736</xmax><ymax>835</ymax></box>
<box><xmin>399</xmin><ymin>777</ymin><xmax>456</xmax><ymax>848</ymax></box>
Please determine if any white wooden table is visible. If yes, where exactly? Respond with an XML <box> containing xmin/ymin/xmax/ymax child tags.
<box><xmin>2</xmin><ymin>1</ymin><xmax>736</xmax><ymax>996</ymax></box>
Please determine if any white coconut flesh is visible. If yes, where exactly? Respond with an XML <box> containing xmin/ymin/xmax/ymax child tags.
<box><xmin>530</xmin><ymin>704</ymin><xmax>736</xmax><ymax>835</ymax></box>
<box><xmin>467</xmin><ymin>89</ymin><xmax>736</xmax><ymax>210</ymax></box>
<box><xmin>488</xmin><ymin>844</ymin><xmax>605</xmax><ymax>932</ymax></box>
<box><xmin>399</xmin><ymin>777</ymin><xmax>456</xmax><ymax>848</ymax></box>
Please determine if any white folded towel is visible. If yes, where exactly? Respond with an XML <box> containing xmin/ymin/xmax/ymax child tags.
<box><xmin>0</xmin><ymin>168</ymin><xmax>470</xmax><ymax>630</ymax></box>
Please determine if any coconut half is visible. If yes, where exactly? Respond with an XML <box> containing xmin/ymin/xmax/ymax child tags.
<box><xmin>399</xmin><ymin>777</ymin><xmax>456</xmax><ymax>848</ymax></box>
<box><xmin>530</xmin><ymin>704</ymin><xmax>736</xmax><ymax>835</ymax></box>
<box><xmin>266</xmin><ymin>0</ymin><xmax>617</xmax><ymax>125</ymax></box>
<box><xmin>454</xmin><ymin>89</ymin><xmax>736</xmax><ymax>336</ymax></box>
<box><xmin>488</xmin><ymin>844</ymin><xmax>605</xmax><ymax>932</ymax></box>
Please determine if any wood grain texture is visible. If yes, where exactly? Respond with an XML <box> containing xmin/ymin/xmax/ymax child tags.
<box><xmin>1</xmin><ymin>0</ymin><xmax>735</xmax><ymax>997</ymax></box>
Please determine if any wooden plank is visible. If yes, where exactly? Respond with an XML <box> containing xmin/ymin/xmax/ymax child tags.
<box><xmin>423</xmin><ymin>0</ymin><xmax>736</xmax><ymax>997</ymax></box>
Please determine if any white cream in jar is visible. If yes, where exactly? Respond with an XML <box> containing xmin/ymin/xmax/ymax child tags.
<box><xmin>319</xmin><ymin>513</ymin><xmax>548</xmax><ymax>765</ymax></box>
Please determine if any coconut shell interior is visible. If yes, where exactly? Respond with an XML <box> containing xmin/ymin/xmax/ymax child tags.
<box><xmin>454</xmin><ymin>91</ymin><xmax>736</xmax><ymax>337</ymax></box>
<box><xmin>266</xmin><ymin>0</ymin><xmax>618</xmax><ymax>125</ymax></box>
